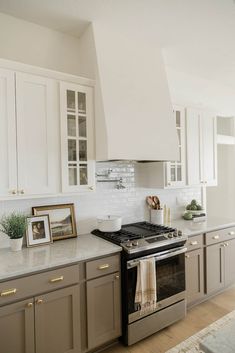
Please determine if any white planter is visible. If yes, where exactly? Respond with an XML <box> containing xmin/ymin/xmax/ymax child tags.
<box><xmin>150</xmin><ymin>209</ymin><xmax>164</xmax><ymax>225</ymax></box>
<box><xmin>97</xmin><ymin>215</ymin><xmax>122</xmax><ymax>232</ymax></box>
<box><xmin>10</xmin><ymin>238</ymin><xmax>23</xmax><ymax>251</ymax></box>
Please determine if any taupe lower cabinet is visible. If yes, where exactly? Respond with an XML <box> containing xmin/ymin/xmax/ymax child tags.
<box><xmin>0</xmin><ymin>285</ymin><xmax>80</xmax><ymax>353</ymax></box>
<box><xmin>0</xmin><ymin>254</ymin><xmax>121</xmax><ymax>353</ymax></box>
<box><xmin>206</xmin><ymin>237</ymin><xmax>235</xmax><ymax>294</ymax></box>
<box><xmin>87</xmin><ymin>273</ymin><xmax>121</xmax><ymax>350</ymax></box>
<box><xmin>0</xmin><ymin>298</ymin><xmax>35</xmax><ymax>353</ymax></box>
<box><xmin>185</xmin><ymin>248</ymin><xmax>204</xmax><ymax>305</ymax></box>
<box><xmin>86</xmin><ymin>255</ymin><xmax>121</xmax><ymax>350</ymax></box>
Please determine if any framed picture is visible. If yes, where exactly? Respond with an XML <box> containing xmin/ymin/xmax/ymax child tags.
<box><xmin>26</xmin><ymin>215</ymin><xmax>52</xmax><ymax>247</ymax></box>
<box><xmin>32</xmin><ymin>203</ymin><xmax>77</xmax><ymax>241</ymax></box>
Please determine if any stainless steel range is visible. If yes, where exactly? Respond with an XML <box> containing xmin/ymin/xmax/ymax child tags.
<box><xmin>92</xmin><ymin>221</ymin><xmax>187</xmax><ymax>345</ymax></box>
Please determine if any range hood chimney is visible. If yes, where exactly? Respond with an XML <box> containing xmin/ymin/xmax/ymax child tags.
<box><xmin>78</xmin><ymin>23</ymin><xmax>179</xmax><ymax>161</ymax></box>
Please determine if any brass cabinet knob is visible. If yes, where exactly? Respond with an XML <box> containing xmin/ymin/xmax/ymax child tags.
<box><xmin>115</xmin><ymin>275</ymin><xmax>120</xmax><ymax>280</ymax></box>
<box><xmin>89</xmin><ymin>186</ymin><xmax>94</xmax><ymax>191</ymax></box>
<box><xmin>168</xmin><ymin>182</ymin><xmax>171</xmax><ymax>186</ymax></box>
<box><xmin>10</xmin><ymin>189</ymin><xmax>17</xmax><ymax>195</ymax></box>
<box><xmin>27</xmin><ymin>302</ymin><xmax>33</xmax><ymax>308</ymax></box>
<box><xmin>228</xmin><ymin>231</ymin><xmax>235</xmax><ymax>236</ymax></box>
<box><xmin>20</xmin><ymin>189</ymin><xmax>25</xmax><ymax>194</ymax></box>
<box><xmin>36</xmin><ymin>299</ymin><xmax>43</xmax><ymax>305</ymax></box>
<box><xmin>185</xmin><ymin>254</ymin><xmax>190</xmax><ymax>258</ymax></box>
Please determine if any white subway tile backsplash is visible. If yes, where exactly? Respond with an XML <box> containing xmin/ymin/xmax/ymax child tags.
<box><xmin>0</xmin><ymin>161</ymin><xmax>201</xmax><ymax>248</ymax></box>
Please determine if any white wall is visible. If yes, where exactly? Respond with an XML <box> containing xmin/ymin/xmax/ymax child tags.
<box><xmin>0</xmin><ymin>12</ymin><xmax>82</xmax><ymax>75</ymax></box>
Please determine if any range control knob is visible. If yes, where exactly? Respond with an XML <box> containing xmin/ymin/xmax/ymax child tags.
<box><xmin>132</xmin><ymin>240</ymin><xmax>139</xmax><ymax>246</ymax></box>
<box><xmin>125</xmin><ymin>240</ymin><xmax>133</xmax><ymax>248</ymax></box>
<box><xmin>178</xmin><ymin>230</ymin><xmax>183</xmax><ymax>237</ymax></box>
<box><xmin>173</xmin><ymin>231</ymin><xmax>178</xmax><ymax>237</ymax></box>
<box><xmin>168</xmin><ymin>233</ymin><xmax>173</xmax><ymax>238</ymax></box>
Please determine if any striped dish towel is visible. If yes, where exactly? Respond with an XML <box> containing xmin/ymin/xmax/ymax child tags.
<box><xmin>134</xmin><ymin>257</ymin><xmax>157</xmax><ymax>314</ymax></box>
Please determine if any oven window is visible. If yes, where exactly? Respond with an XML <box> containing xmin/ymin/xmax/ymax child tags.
<box><xmin>156</xmin><ymin>254</ymin><xmax>185</xmax><ymax>301</ymax></box>
<box><xmin>127</xmin><ymin>253</ymin><xmax>185</xmax><ymax>316</ymax></box>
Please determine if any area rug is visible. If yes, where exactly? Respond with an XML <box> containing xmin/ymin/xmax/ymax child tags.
<box><xmin>165</xmin><ymin>309</ymin><xmax>235</xmax><ymax>353</ymax></box>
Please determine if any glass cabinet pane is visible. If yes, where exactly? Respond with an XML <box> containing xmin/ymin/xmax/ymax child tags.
<box><xmin>171</xmin><ymin>166</ymin><xmax>176</xmax><ymax>181</ymax></box>
<box><xmin>177</xmin><ymin>166</ymin><xmax>182</xmax><ymax>181</ymax></box>
<box><xmin>68</xmin><ymin>140</ymin><xmax>77</xmax><ymax>161</ymax></box>
<box><xmin>177</xmin><ymin>129</ymin><xmax>181</xmax><ymax>145</ymax></box>
<box><xmin>69</xmin><ymin>167</ymin><xmax>77</xmax><ymax>186</ymax></box>
<box><xmin>67</xmin><ymin>115</ymin><xmax>76</xmax><ymax>137</ymax></box>
<box><xmin>79</xmin><ymin>140</ymin><xmax>87</xmax><ymax>161</ymax></box>
<box><xmin>176</xmin><ymin>111</ymin><xmax>181</xmax><ymax>127</ymax></box>
<box><xmin>67</xmin><ymin>90</ymin><xmax>75</xmax><ymax>111</ymax></box>
<box><xmin>79</xmin><ymin>117</ymin><xmax>87</xmax><ymax>137</ymax></box>
<box><xmin>79</xmin><ymin>164</ymin><xmax>88</xmax><ymax>185</ymax></box>
<box><xmin>78</xmin><ymin>92</ymin><xmax>86</xmax><ymax>113</ymax></box>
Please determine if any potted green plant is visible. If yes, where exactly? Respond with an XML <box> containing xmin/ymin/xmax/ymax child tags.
<box><xmin>0</xmin><ymin>213</ymin><xmax>28</xmax><ymax>251</ymax></box>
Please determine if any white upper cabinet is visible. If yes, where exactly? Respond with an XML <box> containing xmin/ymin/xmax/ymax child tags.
<box><xmin>16</xmin><ymin>73</ymin><xmax>58</xmax><ymax>196</ymax></box>
<box><xmin>166</xmin><ymin>106</ymin><xmax>186</xmax><ymax>188</ymax></box>
<box><xmin>0</xmin><ymin>69</ymin><xmax>17</xmax><ymax>197</ymax></box>
<box><xmin>186</xmin><ymin>108</ymin><xmax>217</xmax><ymax>187</ymax></box>
<box><xmin>60</xmin><ymin>82</ymin><xmax>95</xmax><ymax>193</ymax></box>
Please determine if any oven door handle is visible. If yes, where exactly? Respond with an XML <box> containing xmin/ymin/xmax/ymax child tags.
<box><xmin>127</xmin><ymin>246</ymin><xmax>187</xmax><ymax>269</ymax></box>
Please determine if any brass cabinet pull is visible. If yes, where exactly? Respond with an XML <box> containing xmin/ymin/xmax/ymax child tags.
<box><xmin>228</xmin><ymin>231</ymin><xmax>235</xmax><ymax>236</ymax></box>
<box><xmin>115</xmin><ymin>275</ymin><xmax>120</xmax><ymax>279</ymax></box>
<box><xmin>185</xmin><ymin>254</ymin><xmax>190</xmax><ymax>258</ymax></box>
<box><xmin>221</xmin><ymin>243</ymin><xmax>226</xmax><ymax>247</ymax></box>
<box><xmin>98</xmin><ymin>264</ymin><xmax>110</xmax><ymax>270</ymax></box>
<box><xmin>27</xmin><ymin>302</ymin><xmax>33</xmax><ymax>308</ymax></box>
<box><xmin>190</xmin><ymin>241</ymin><xmax>198</xmax><ymax>246</ymax></box>
<box><xmin>225</xmin><ymin>242</ymin><xmax>229</xmax><ymax>246</ymax></box>
<box><xmin>19</xmin><ymin>189</ymin><xmax>25</xmax><ymax>194</ymax></box>
<box><xmin>50</xmin><ymin>276</ymin><xmax>64</xmax><ymax>283</ymax></box>
<box><xmin>213</xmin><ymin>235</ymin><xmax>219</xmax><ymax>240</ymax></box>
<box><xmin>0</xmin><ymin>288</ymin><xmax>17</xmax><ymax>297</ymax></box>
<box><xmin>36</xmin><ymin>299</ymin><xmax>43</xmax><ymax>305</ymax></box>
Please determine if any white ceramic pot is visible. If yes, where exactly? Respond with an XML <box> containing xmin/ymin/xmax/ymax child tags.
<box><xmin>97</xmin><ymin>215</ymin><xmax>122</xmax><ymax>232</ymax></box>
<box><xmin>10</xmin><ymin>237</ymin><xmax>23</xmax><ymax>252</ymax></box>
<box><xmin>150</xmin><ymin>209</ymin><xmax>164</xmax><ymax>225</ymax></box>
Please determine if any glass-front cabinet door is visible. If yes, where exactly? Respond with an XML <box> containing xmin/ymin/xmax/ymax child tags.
<box><xmin>60</xmin><ymin>82</ymin><xmax>95</xmax><ymax>192</ymax></box>
<box><xmin>166</xmin><ymin>106</ymin><xmax>185</xmax><ymax>187</ymax></box>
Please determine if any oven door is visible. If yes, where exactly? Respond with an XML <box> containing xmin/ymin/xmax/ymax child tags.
<box><xmin>126</xmin><ymin>246</ymin><xmax>186</xmax><ymax>323</ymax></box>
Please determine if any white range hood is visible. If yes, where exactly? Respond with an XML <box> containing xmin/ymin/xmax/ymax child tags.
<box><xmin>78</xmin><ymin>23</ymin><xmax>179</xmax><ymax>161</ymax></box>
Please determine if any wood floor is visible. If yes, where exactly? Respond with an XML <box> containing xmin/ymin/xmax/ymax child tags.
<box><xmin>104</xmin><ymin>287</ymin><xmax>235</xmax><ymax>353</ymax></box>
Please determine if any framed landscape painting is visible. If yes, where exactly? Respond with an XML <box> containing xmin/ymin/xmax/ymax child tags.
<box><xmin>32</xmin><ymin>203</ymin><xmax>77</xmax><ymax>241</ymax></box>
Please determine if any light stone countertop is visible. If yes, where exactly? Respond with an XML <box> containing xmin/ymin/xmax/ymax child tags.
<box><xmin>0</xmin><ymin>234</ymin><xmax>121</xmax><ymax>282</ymax></box>
<box><xmin>171</xmin><ymin>217</ymin><xmax>235</xmax><ymax>237</ymax></box>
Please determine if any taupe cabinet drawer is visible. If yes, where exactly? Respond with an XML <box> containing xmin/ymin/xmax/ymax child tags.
<box><xmin>186</xmin><ymin>234</ymin><xmax>203</xmax><ymax>251</ymax></box>
<box><xmin>86</xmin><ymin>255</ymin><xmax>120</xmax><ymax>280</ymax></box>
<box><xmin>205</xmin><ymin>227</ymin><xmax>235</xmax><ymax>246</ymax></box>
<box><xmin>0</xmin><ymin>264</ymin><xmax>79</xmax><ymax>305</ymax></box>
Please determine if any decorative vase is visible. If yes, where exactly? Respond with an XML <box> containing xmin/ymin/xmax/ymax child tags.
<box><xmin>10</xmin><ymin>237</ymin><xmax>23</xmax><ymax>251</ymax></box>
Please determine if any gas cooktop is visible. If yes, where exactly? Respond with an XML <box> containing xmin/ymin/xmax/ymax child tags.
<box><xmin>92</xmin><ymin>221</ymin><xmax>186</xmax><ymax>254</ymax></box>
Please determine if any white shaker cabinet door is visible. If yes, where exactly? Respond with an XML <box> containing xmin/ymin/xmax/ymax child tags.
<box><xmin>186</xmin><ymin>108</ymin><xmax>202</xmax><ymax>186</ymax></box>
<box><xmin>16</xmin><ymin>73</ymin><xmax>58</xmax><ymax>196</ymax></box>
<box><xmin>201</xmin><ymin>112</ymin><xmax>217</xmax><ymax>186</ymax></box>
<box><xmin>0</xmin><ymin>69</ymin><xmax>17</xmax><ymax>197</ymax></box>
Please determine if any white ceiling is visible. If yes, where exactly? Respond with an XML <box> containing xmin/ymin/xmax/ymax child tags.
<box><xmin>0</xmin><ymin>0</ymin><xmax>235</xmax><ymax>90</ymax></box>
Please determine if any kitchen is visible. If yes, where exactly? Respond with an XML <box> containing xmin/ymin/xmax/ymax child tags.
<box><xmin>1</xmin><ymin>1</ymin><xmax>235</xmax><ymax>353</ymax></box>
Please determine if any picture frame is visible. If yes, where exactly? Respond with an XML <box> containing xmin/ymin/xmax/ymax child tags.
<box><xmin>32</xmin><ymin>203</ymin><xmax>77</xmax><ymax>241</ymax></box>
<box><xmin>26</xmin><ymin>215</ymin><xmax>52</xmax><ymax>248</ymax></box>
